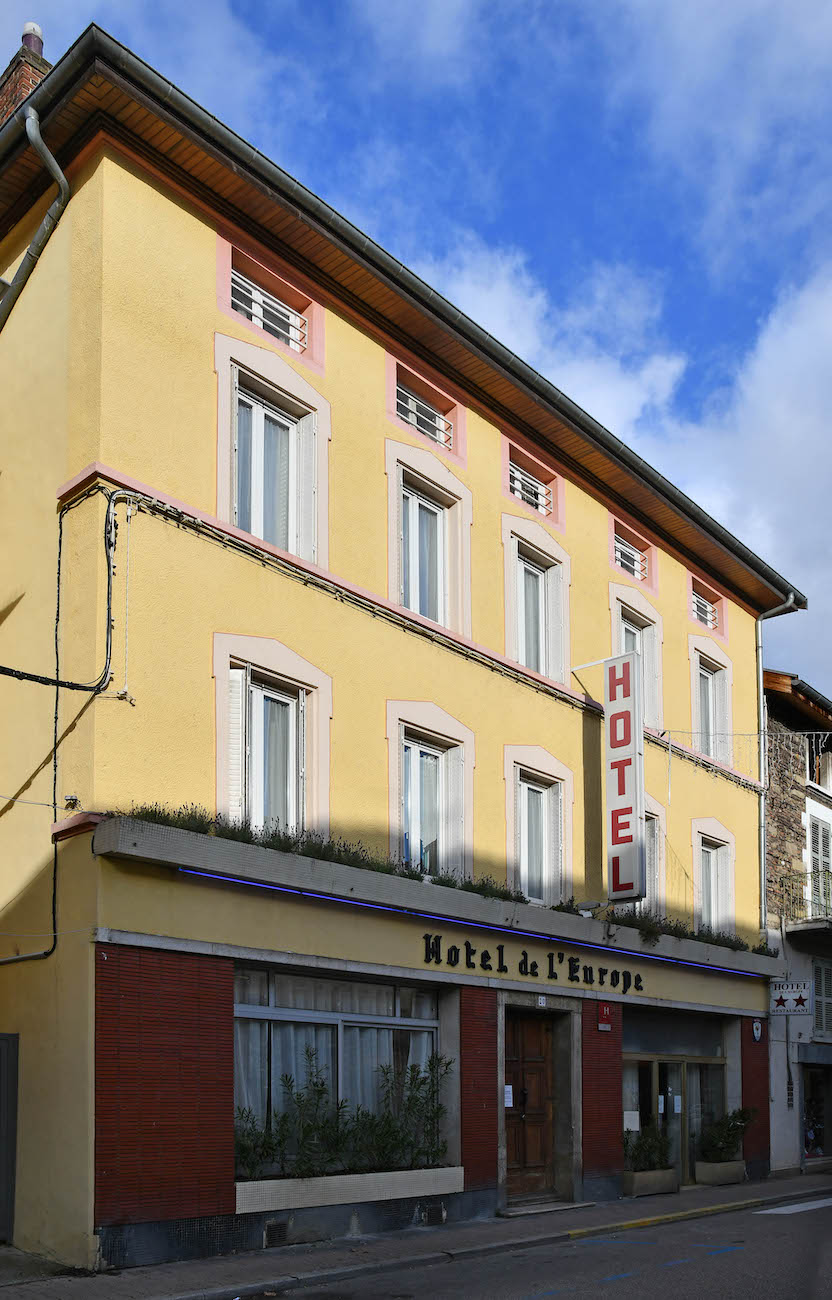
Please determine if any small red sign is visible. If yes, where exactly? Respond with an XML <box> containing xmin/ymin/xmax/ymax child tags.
<box><xmin>598</xmin><ymin>1002</ymin><xmax>612</xmax><ymax>1032</ymax></box>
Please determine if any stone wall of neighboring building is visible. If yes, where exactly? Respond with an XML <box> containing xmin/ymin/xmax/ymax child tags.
<box><xmin>766</xmin><ymin>716</ymin><xmax>807</xmax><ymax>923</ymax></box>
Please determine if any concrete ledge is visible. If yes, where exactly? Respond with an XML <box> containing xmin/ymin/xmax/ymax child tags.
<box><xmin>92</xmin><ymin>819</ymin><xmax>783</xmax><ymax>978</ymax></box>
<box><xmin>236</xmin><ymin>1166</ymin><xmax>465</xmax><ymax>1213</ymax></box>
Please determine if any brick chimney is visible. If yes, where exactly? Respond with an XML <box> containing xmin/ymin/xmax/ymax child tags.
<box><xmin>0</xmin><ymin>23</ymin><xmax>51</xmax><ymax>129</ymax></box>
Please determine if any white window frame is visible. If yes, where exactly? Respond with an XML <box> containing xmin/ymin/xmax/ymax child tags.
<box><xmin>386</xmin><ymin>441</ymin><xmax>473</xmax><ymax>638</ymax></box>
<box><xmin>689</xmin><ymin>637</ymin><xmax>733</xmax><ymax>765</ymax></box>
<box><xmin>400</xmin><ymin>480</ymin><xmax>447</xmax><ymax>625</ymax></box>
<box><xmin>387</xmin><ymin>702</ymin><xmax>474</xmax><ymax>881</ymax></box>
<box><xmin>234</xmin><ymin>385</ymin><xmax>300</xmax><ymax>553</ymax></box>
<box><xmin>814</xmin><ymin>959</ymin><xmax>832</xmax><ymax>1039</ymax></box>
<box><xmin>401</xmin><ymin>730</ymin><xmax>448</xmax><ymax>875</ymax></box>
<box><xmin>231</xmin><ymin>267</ymin><xmax>307</xmax><ymax>352</ymax></box>
<box><xmin>610</xmin><ymin>584</ymin><xmax>663</xmax><ymax>732</ymax></box>
<box><xmin>396</xmin><ymin>382</ymin><xmax>453</xmax><ymax>448</ymax></box>
<box><xmin>516</xmin><ymin>770</ymin><xmax>562</xmax><ymax>905</ymax></box>
<box><xmin>504</xmin><ymin>745</ymin><xmax>574</xmax><ymax>905</ymax></box>
<box><xmin>503</xmin><ymin>516</ymin><xmax>570</xmax><ymax>684</ymax></box>
<box><xmin>517</xmin><ymin>551</ymin><xmax>547</xmax><ymax>675</ymax></box>
<box><xmin>215</xmin><ymin>335</ymin><xmax>331</xmax><ymax>569</ymax></box>
<box><xmin>692</xmin><ymin>818</ymin><xmax>735</xmax><ymax>932</ymax></box>
<box><xmin>246</xmin><ymin>673</ymin><xmax>305</xmax><ymax>832</ymax></box>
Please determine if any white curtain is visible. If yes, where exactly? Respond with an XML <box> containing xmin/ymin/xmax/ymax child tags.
<box><xmin>263</xmin><ymin>412</ymin><xmax>290</xmax><ymax>549</ymax></box>
<box><xmin>236</xmin><ymin>397</ymin><xmax>252</xmax><ymax>532</ymax></box>
<box><xmin>263</xmin><ymin>694</ymin><xmax>290</xmax><ymax>827</ymax></box>
<box><xmin>234</xmin><ymin>1018</ymin><xmax>268</xmax><ymax>1120</ymax></box>
<box><xmin>271</xmin><ymin>1023</ymin><xmax>336</xmax><ymax>1110</ymax></box>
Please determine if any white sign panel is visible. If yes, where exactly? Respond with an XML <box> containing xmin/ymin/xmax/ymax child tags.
<box><xmin>504</xmin><ymin>1085</ymin><xmax>514</xmax><ymax>1107</ymax></box>
<box><xmin>604</xmin><ymin>652</ymin><xmax>645</xmax><ymax>902</ymax></box>
<box><xmin>770</xmin><ymin>981</ymin><xmax>813</xmax><ymax>1015</ymax></box>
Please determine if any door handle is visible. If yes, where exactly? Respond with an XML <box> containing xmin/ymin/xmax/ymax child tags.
<box><xmin>518</xmin><ymin>1086</ymin><xmax>528</xmax><ymax>1118</ymax></box>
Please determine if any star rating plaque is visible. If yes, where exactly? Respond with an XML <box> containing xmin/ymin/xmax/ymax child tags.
<box><xmin>769</xmin><ymin>980</ymin><xmax>813</xmax><ymax>1015</ymax></box>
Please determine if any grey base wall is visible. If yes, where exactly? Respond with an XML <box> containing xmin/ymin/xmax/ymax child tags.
<box><xmin>583</xmin><ymin>1174</ymin><xmax>622</xmax><ymax>1202</ymax></box>
<box><xmin>97</xmin><ymin>1188</ymin><xmax>497</xmax><ymax>1270</ymax></box>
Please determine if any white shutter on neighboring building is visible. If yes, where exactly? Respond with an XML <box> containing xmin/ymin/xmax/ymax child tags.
<box><xmin>227</xmin><ymin>664</ymin><xmax>249</xmax><ymax>822</ymax></box>
<box><xmin>810</xmin><ymin>817</ymin><xmax>831</xmax><ymax>914</ymax></box>
<box><xmin>814</xmin><ymin>961</ymin><xmax>832</xmax><ymax>1036</ymax></box>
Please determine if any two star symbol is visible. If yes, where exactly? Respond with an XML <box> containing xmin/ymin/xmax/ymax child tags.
<box><xmin>774</xmin><ymin>992</ymin><xmax>807</xmax><ymax>1008</ymax></box>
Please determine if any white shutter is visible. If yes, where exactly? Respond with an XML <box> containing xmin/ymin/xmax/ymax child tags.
<box><xmin>444</xmin><ymin>745</ymin><xmax>465</xmax><ymax>880</ymax></box>
<box><xmin>814</xmin><ymin>962</ymin><xmax>832</xmax><ymax>1036</ymax></box>
<box><xmin>811</xmin><ymin>818</ymin><xmax>831</xmax><ymax>915</ymax></box>
<box><xmin>643</xmin><ymin>625</ymin><xmax>659</xmax><ymax>729</ymax></box>
<box><xmin>227</xmin><ymin>664</ymin><xmax>248</xmax><ymax>822</ymax></box>
<box><xmin>645</xmin><ymin>816</ymin><xmax>659</xmax><ymax>910</ymax></box>
<box><xmin>231</xmin><ymin>364</ymin><xmax>241</xmax><ymax>523</ymax></box>
<box><xmin>546</xmin><ymin>562</ymin><xmax>563</xmax><ymax>683</ymax></box>
<box><xmin>513</xmin><ymin>765</ymin><xmax>523</xmax><ymax>893</ymax></box>
<box><xmin>715</xmin><ymin>668</ymin><xmax>731</xmax><ymax>763</ymax></box>
<box><xmin>296</xmin><ymin>689</ymin><xmax>306</xmax><ymax>831</ymax></box>
<box><xmin>297</xmin><ymin>411</ymin><xmax>317</xmax><ymax>563</ymax></box>
<box><xmin>549</xmin><ymin>779</ymin><xmax>563</xmax><ymax>903</ymax></box>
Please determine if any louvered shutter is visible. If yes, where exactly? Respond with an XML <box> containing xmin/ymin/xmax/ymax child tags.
<box><xmin>715</xmin><ymin>668</ymin><xmax>731</xmax><ymax>763</ymax></box>
<box><xmin>296</xmin><ymin>689</ymin><xmax>307</xmax><ymax>830</ymax></box>
<box><xmin>645</xmin><ymin>816</ymin><xmax>659</xmax><ymax>909</ymax></box>
<box><xmin>643</xmin><ymin>626</ymin><xmax>659</xmax><ymax>729</ymax></box>
<box><xmin>227</xmin><ymin>664</ymin><xmax>248</xmax><ymax>822</ymax></box>
<box><xmin>297</xmin><ymin>411</ymin><xmax>317</xmax><ymax>563</ymax></box>
<box><xmin>546</xmin><ymin>562</ymin><xmax>564</xmax><ymax>683</ymax></box>
<box><xmin>444</xmin><ymin>746</ymin><xmax>465</xmax><ymax>880</ymax></box>
<box><xmin>815</xmin><ymin>962</ymin><xmax>832</xmax><ymax>1035</ymax></box>
<box><xmin>549</xmin><ymin>779</ymin><xmax>563</xmax><ymax>904</ymax></box>
<box><xmin>513</xmin><ymin>766</ymin><xmax>523</xmax><ymax>893</ymax></box>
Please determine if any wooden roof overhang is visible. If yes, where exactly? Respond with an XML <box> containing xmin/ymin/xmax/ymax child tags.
<box><xmin>764</xmin><ymin>671</ymin><xmax>832</xmax><ymax>730</ymax></box>
<box><xmin>0</xmin><ymin>24</ymin><xmax>808</xmax><ymax>618</ymax></box>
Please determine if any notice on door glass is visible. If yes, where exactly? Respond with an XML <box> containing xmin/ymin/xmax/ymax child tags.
<box><xmin>624</xmin><ymin>1110</ymin><xmax>640</xmax><ymax>1131</ymax></box>
<box><xmin>658</xmin><ymin>1095</ymin><xmax>665</xmax><ymax>1114</ymax></box>
<box><xmin>674</xmin><ymin>1095</ymin><xmax>682</xmax><ymax>1114</ymax></box>
<box><xmin>504</xmin><ymin>1085</ymin><xmax>513</xmax><ymax>1107</ymax></box>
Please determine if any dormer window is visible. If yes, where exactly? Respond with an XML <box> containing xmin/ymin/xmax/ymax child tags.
<box><xmin>232</xmin><ymin>268</ymin><xmax>307</xmax><ymax>352</ymax></box>
<box><xmin>691</xmin><ymin>577</ymin><xmax>722</xmax><ymax>632</ymax></box>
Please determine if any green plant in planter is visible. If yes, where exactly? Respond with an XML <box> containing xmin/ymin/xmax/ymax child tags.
<box><xmin>699</xmin><ymin>1107</ymin><xmax>755</xmax><ymax>1162</ymax></box>
<box><xmin>623</xmin><ymin>1124</ymin><xmax>671</xmax><ymax>1172</ymax></box>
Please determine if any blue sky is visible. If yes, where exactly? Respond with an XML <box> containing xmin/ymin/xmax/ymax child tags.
<box><xmin>5</xmin><ymin>1</ymin><xmax>832</xmax><ymax>692</ymax></box>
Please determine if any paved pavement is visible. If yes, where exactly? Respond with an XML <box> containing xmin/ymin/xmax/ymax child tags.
<box><xmin>3</xmin><ymin>1171</ymin><xmax>831</xmax><ymax>1299</ymax></box>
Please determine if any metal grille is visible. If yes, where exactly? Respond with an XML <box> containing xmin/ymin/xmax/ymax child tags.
<box><xmin>692</xmin><ymin>591</ymin><xmax>718</xmax><ymax>628</ymax></box>
<box><xmin>231</xmin><ymin>269</ymin><xmax>308</xmax><ymax>351</ymax></box>
<box><xmin>509</xmin><ymin>461</ymin><xmax>552</xmax><ymax>514</ymax></box>
<box><xmin>614</xmin><ymin>534</ymin><xmax>647</xmax><ymax>580</ymax></box>
<box><xmin>396</xmin><ymin>383</ymin><xmax>453</xmax><ymax>447</ymax></box>
<box><xmin>784</xmin><ymin>869</ymin><xmax>832</xmax><ymax>921</ymax></box>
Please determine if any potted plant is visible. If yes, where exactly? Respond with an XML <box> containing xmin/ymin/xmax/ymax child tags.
<box><xmin>695</xmin><ymin>1107</ymin><xmax>755</xmax><ymax>1185</ymax></box>
<box><xmin>622</xmin><ymin>1124</ymin><xmax>679</xmax><ymax>1196</ymax></box>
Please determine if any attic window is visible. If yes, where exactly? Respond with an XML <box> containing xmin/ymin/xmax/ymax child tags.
<box><xmin>691</xmin><ymin>578</ymin><xmax>721</xmax><ymax>631</ymax></box>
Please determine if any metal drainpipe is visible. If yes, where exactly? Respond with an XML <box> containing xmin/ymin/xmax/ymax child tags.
<box><xmin>0</xmin><ymin>106</ymin><xmax>70</xmax><ymax>333</ymax></box>
<box><xmin>756</xmin><ymin>591</ymin><xmax>796</xmax><ymax>929</ymax></box>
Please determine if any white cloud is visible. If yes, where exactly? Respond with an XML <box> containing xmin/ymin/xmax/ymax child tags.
<box><xmin>349</xmin><ymin>0</ymin><xmax>493</xmax><ymax>84</ymax></box>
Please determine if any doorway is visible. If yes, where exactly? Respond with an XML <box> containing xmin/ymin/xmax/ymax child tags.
<box><xmin>505</xmin><ymin>1012</ymin><xmax>554</xmax><ymax>1199</ymax></box>
<box><xmin>0</xmin><ymin>1035</ymin><xmax>18</xmax><ymax>1243</ymax></box>
<box><xmin>623</xmin><ymin>1055</ymin><xmax>725</xmax><ymax>1184</ymax></box>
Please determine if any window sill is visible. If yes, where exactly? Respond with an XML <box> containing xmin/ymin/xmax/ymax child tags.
<box><xmin>236</xmin><ymin>1165</ymin><xmax>465</xmax><ymax>1213</ymax></box>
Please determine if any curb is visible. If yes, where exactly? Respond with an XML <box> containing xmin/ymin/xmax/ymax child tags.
<box><xmin>105</xmin><ymin>1183</ymin><xmax>832</xmax><ymax>1300</ymax></box>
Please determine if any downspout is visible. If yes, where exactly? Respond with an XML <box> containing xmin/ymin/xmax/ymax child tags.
<box><xmin>756</xmin><ymin>592</ymin><xmax>796</xmax><ymax>929</ymax></box>
<box><xmin>0</xmin><ymin>106</ymin><xmax>70</xmax><ymax>333</ymax></box>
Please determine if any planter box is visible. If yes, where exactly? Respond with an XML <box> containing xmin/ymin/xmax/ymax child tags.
<box><xmin>622</xmin><ymin>1168</ymin><xmax>679</xmax><ymax>1198</ymax></box>
<box><xmin>236</xmin><ymin>1165</ymin><xmax>464</xmax><ymax>1214</ymax></box>
<box><xmin>695</xmin><ymin>1159</ymin><xmax>746</xmax><ymax>1186</ymax></box>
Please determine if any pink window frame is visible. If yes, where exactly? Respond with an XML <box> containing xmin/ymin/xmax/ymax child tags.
<box><xmin>501</xmin><ymin>435</ymin><xmax>564</xmax><ymax>532</ymax></box>
<box><xmin>385</xmin><ymin>352</ymin><xmax>467</xmax><ymax>467</ymax></box>
<box><xmin>216</xmin><ymin>234</ymin><xmax>326</xmax><ymax>376</ymax></box>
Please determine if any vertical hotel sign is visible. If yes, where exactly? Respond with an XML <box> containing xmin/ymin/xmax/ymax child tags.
<box><xmin>604</xmin><ymin>652</ymin><xmax>645</xmax><ymax>902</ymax></box>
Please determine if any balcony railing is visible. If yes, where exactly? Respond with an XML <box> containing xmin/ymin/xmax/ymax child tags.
<box><xmin>396</xmin><ymin>384</ymin><xmax>453</xmax><ymax>447</ymax></box>
<box><xmin>614</xmin><ymin>534</ymin><xmax>648</xmax><ymax>580</ymax></box>
<box><xmin>692</xmin><ymin>591</ymin><xmax>718</xmax><ymax>629</ymax></box>
<box><xmin>509</xmin><ymin>462</ymin><xmax>552</xmax><ymax>514</ymax></box>
<box><xmin>231</xmin><ymin>269</ymin><xmax>308</xmax><ymax>351</ymax></box>
<box><xmin>783</xmin><ymin>868</ymin><xmax>832</xmax><ymax>922</ymax></box>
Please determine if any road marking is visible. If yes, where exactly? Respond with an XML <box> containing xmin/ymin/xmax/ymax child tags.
<box><xmin>707</xmin><ymin>1246</ymin><xmax>744</xmax><ymax>1254</ymax></box>
<box><xmin>664</xmin><ymin>1259</ymin><xmax>691</xmax><ymax>1266</ymax></box>
<box><xmin>601</xmin><ymin>1274</ymin><xmax>636</xmax><ymax>1281</ymax></box>
<box><xmin>757</xmin><ymin>1197</ymin><xmax>832</xmax><ymax>1215</ymax></box>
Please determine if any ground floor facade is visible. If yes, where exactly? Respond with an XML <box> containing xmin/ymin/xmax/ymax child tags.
<box><xmin>769</xmin><ymin>934</ymin><xmax>832</xmax><ymax>1176</ymax></box>
<box><xmin>0</xmin><ymin>818</ymin><xmax>778</xmax><ymax>1270</ymax></box>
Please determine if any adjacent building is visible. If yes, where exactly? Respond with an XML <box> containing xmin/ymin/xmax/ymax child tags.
<box><xmin>0</xmin><ymin>23</ymin><xmax>808</xmax><ymax>1271</ymax></box>
<box><xmin>764</xmin><ymin>671</ymin><xmax>832</xmax><ymax>1176</ymax></box>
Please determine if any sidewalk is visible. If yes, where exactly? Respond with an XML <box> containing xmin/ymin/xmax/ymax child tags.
<box><xmin>7</xmin><ymin>1170</ymin><xmax>832</xmax><ymax>1299</ymax></box>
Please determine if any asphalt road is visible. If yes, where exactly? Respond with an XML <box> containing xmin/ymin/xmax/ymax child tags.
<box><xmin>278</xmin><ymin>1198</ymin><xmax>832</xmax><ymax>1299</ymax></box>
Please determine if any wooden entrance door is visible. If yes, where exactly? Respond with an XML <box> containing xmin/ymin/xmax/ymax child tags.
<box><xmin>505</xmin><ymin>1013</ymin><xmax>554</xmax><ymax>1199</ymax></box>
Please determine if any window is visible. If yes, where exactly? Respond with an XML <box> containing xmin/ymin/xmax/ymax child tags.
<box><xmin>694</xmin><ymin>651</ymin><xmax>729</xmax><ymax>761</ymax></box>
<box><xmin>807</xmin><ymin>735</ymin><xmax>832</xmax><ymax>792</ymax></box>
<box><xmin>690</xmin><ymin>577</ymin><xmax>722</xmax><ymax>633</ymax></box>
<box><xmin>815</xmin><ymin>961</ymin><xmax>832</xmax><ymax>1038</ymax></box>
<box><xmin>698</xmin><ymin>661</ymin><xmax>716</xmax><ymax>758</ymax></box>
<box><xmin>232</xmin><ymin>370</ymin><xmax>317</xmax><ymax>561</ymax></box>
<box><xmin>809</xmin><ymin>816</ymin><xmax>832</xmax><ymax>918</ymax></box>
<box><xmin>699</xmin><ymin>837</ymin><xmax>723</xmax><ymax>930</ymax></box>
<box><xmin>229</xmin><ymin>665</ymin><xmax>304</xmax><ymax>831</ymax></box>
<box><xmin>401</xmin><ymin>730</ymin><xmax>463</xmax><ymax>875</ymax></box>
<box><xmin>503</xmin><ymin>518</ymin><xmax>570</xmax><ymax>683</ymax></box>
<box><xmin>518</xmin><ymin>551</ymin><xmax>546</xmax><ymax>674</ymax></box>
<box><xmin>510</xmin><ymin>460</ymin><xmax>552</xmax><ymax>515</ymax></box>
<box><xmin>400</xmin><ymin>480</ymin><xmax>446</xmax><ymax>624</ymax></box>
<box><xmin>628</xmin><ymin>814</ymin><xmax>660</xmax><ymax>915</ymax></box>
<box><xmin>231</xmin><ymin>267</ymin><xmax>307</xmax><ymax>352</ymax></box>
<box><xmin>517</xmin><ymin>771</ymin><xmax>562</xmax><ymax>904</ymax></box>
<box><xmin>234</xmin><ymin>969</ymin><xmax>438</xmax><ymax>1126</ymax></box>
<box><xmin>615</xmin><ymin>533</ymin><xmax>647</xmax><ymax>581</ymax></box>
<box><xmin>396</xmin><ymin>382</ymin><xmax>453</xmax><ymax>448</ymax></box>
<box><xmin>611</xmin><ymin>588</ymin><xmax>663</xmax><ymax>730</ymax></box>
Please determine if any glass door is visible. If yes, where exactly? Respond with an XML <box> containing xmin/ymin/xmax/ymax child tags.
<box><xmin>658</xmin><ymin>1061</ymin><xmax>684</xmax><ymax>1180</ymax></box>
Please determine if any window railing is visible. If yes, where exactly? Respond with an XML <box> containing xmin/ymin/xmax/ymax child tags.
<box><xmin>231</xmin><ymin>269</ymin><xmax>308</xmax><ymax>351</ymax></box>
<box><xmin>783</xmin><ymin>869</ymin><xmax>832</xmax><ymax>922</ymax></box>
<box><xmin>509</xmin><ymin>462</ymin><xmax>552</xmax><ymax>514</ymax></box>
<box><xmin>396</xmin><ymin>383</ymin><xmax>453</xmax><ymax>447</ymax></box>
<box><xmin>692</xmin><ymin>591</ymin><xmax>718</xmax><ymax>629</ymax></box>
<box><xmin>614</xmin><ymin>534</ymin><xmax>648</xmax><ymax>580</ymax></box>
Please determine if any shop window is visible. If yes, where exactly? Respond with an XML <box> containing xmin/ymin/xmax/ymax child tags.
<box><xmin>234</xmin><ymin>969</ymin><xmax>439</xmax><ymax>1127</ymax></box>
<box><xmin>805</xmin><ymin>1065</ymin><xmax>829</xmax><ymax>1158</ymax></box>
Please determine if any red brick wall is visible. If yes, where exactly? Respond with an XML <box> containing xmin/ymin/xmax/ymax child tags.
<box><xmin>0</xmin><ymin>53</ymin><xmax>48</xmax><ymax>127</ymax></box>
<box><xmin>95</xmin><ymin>943</ymin><xmax>236</xmax><ymax>1226</ymax></box>
<box><xmin>741</xmin><ymin>1016</ymin><xmax>770</xmax><ymax>1169</ymax></box>
<box><xmin>582</xmin><ymin>1000</ymin><xmax>623</xmax><ymax>1180</ymax></box>
<box><xmin>459</xmin><ymin>985</ymin><xmax>498</xmax><ymax>1189</ymax></box>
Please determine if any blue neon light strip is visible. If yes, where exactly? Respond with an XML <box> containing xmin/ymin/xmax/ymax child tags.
<box><xmin>177</xmin><ymin>866</ymin><xmax>765</xmax><ymax>980</ymax></box>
